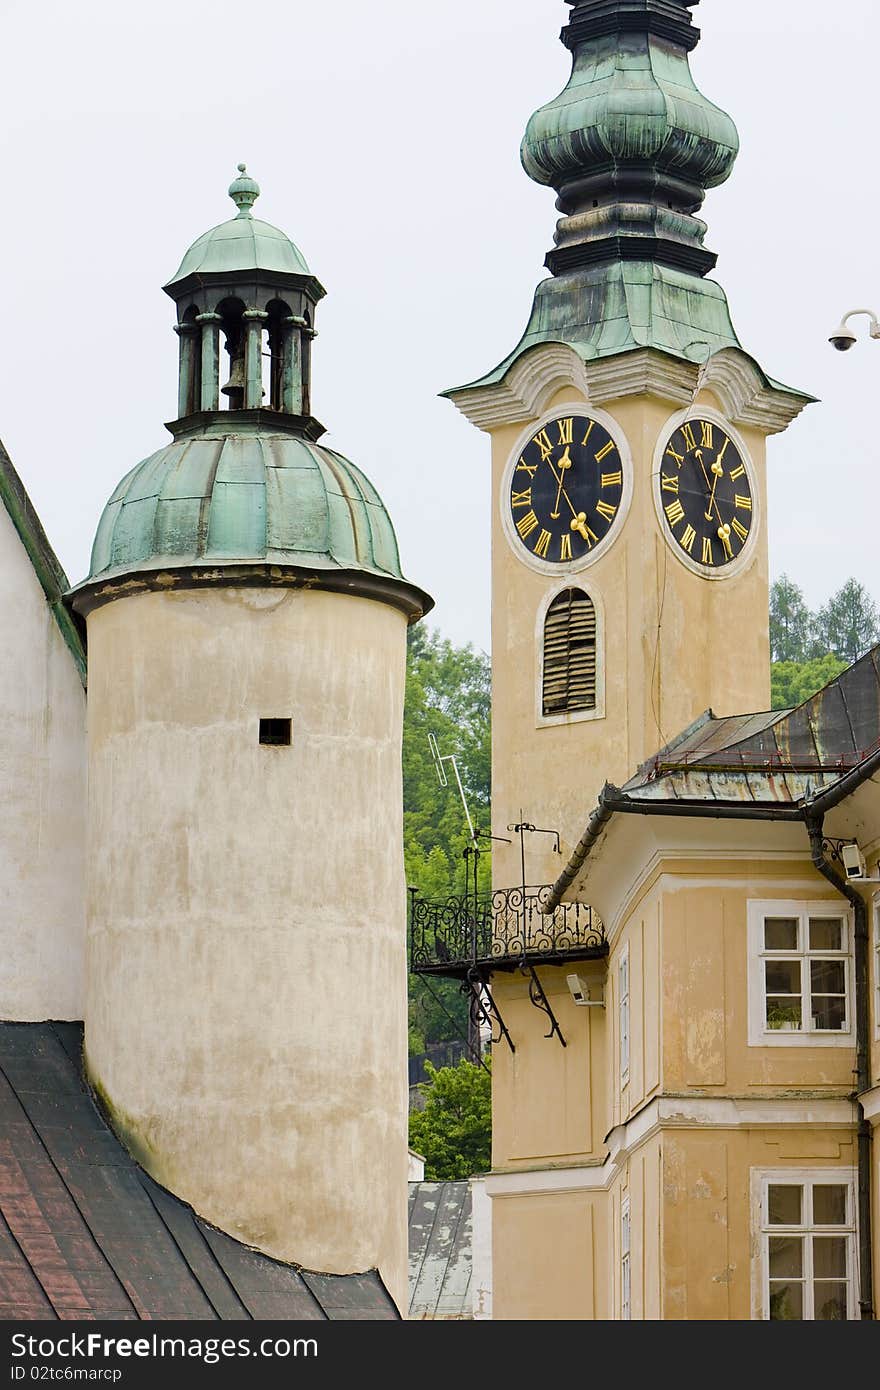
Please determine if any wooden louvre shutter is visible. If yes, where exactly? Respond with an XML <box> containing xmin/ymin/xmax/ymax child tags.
<box><xmin>542</xmin><ymin>588</ymin><xmax>597</xmax><ymax>715</ymax></box>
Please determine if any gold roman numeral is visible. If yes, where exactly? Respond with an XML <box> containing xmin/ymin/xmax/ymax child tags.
<box><xmin>510</xmin><ymin>488</ymin><xmax>532</xmax><ymax>510</ymax></box>
<box><xmin>516</xmin><ymin>510</ymin><xmax>539</xmax><ymax>540</ymax></box>
<box><xmin>516</xmin><ymin>456</ymin><xmax>538</xmax><ymax>479</ymax></box>
<box><xmin>700</xmin><ymin>420</ymin><xmax>714</xmax><ymax>448</ymax></box>
<box><xmin>601</xmin><ymin>470</ymin><xmax>623</xmax><ymax>489</ymax></box>
<box><xmin>556</xmin><ymin>417</ymin><xmax>573</xmax><ymax>446</ymax></box>
<box><xmin>681</xmin><ymin>422</ymin><xmax>697</xmax><ymax>451</ymax></box>
<box><xmin>533</xmin><ymin>429</ymin><xmax>554</xmax><ymax>463</ymax></box>
<box><xmin>581</xmin><ymin>420</ymin><xmax>595</xmax><ymax>447</ymax></box>
<box><xmin>665</xmin><ymin>499</ymin><xmax>685</xmax><ymax>527</ymax></box>
<box><xmin>533</xmin><ymin>529</ymin><xmax>552</xmax><ymax>559</ymax></box>
<box><xmin>731</xmin><ymin>516</ymin><xmax>749</xmax><ymax>543</ymax></box>
<box><xmin>559</xmin><ymin>533</ymin><xmax>572</xmax><ymax>562</ymax></box>
<box><xmin>729</xmin><ymin>462</ymin><xmax>746</xmax><ymax>481</ymax></box>
<box><xmin>680</xmin><ymin>524</ymin><xmax>696</xmax><ymax>554</ymax></box>
<box><xmin>665</xmin><ymin>444</ymin><xmax>685</xmax><ymax>467</ymax></box>
<box><xmin>595</xmin><ymin>440</ymin><xmax>615</xmax><ymax>464</ymax></box>
<box><xmin>702</xmin><ymin>537</ymin><xmax>714</xmax><ymax>566</ymax></box>
<box><xmin>660</xmin><ymin>473</ymin><xmax>679</xmax><ymax>493</ymax></box>
<box><xmin>596</xmin><ymin>500</ymin><xmax>617</xmax><ymax>523</ymax></box>
<box><xmin>735</xmin><ymin>494</ymin><xmax>752</xmax><ymax>512</ymax></box>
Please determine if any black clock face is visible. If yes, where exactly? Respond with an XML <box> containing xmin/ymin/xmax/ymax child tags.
<box><xmin>658</xmin><ymin>417</ymin><xmax>754</xmax><ymax>570</ymax></box>
<box><xmin>508</xmin><ymin>413</ymin><xmax>625</xmax><ymax>566</ymax></box>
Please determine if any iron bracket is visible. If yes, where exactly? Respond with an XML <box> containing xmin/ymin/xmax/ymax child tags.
<box><xmin>464</xmin><ymin>969</ymin><xmax>515</xmax><ymax>1054</ymax></box>
<box><xmin>522</xmin><ymin>963</ymin><xmax>567</xmax><ymax>1047</ymax></box>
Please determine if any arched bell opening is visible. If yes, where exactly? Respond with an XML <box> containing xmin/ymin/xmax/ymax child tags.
<box><xmin>218</xmin><ymin>298</ymin><xmax>247</xmax><ymax>410</ymax></box>
<box><xmin>302</xmin><ymin>307</ymin><xmax>313</xmax><ymax>417</ymax></box>
<box><xmin>266</xmin><ymin>300</ymin><xmax>294</xmax><ymax>413</ymax></box>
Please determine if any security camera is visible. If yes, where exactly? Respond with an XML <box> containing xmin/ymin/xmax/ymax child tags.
<box><xmin>566</xmin><ymin>974</ymin><xmax>605</xmax><ymax>1008</ymax></box>
<box><xmin>841</xmin><ymin>842</ymin><xmax>866</xmax><ymax>880</ymax></box>
<box><xmin>829</xmin><ymin>322</ymin><xmax>857</xmax><ymax>351</ymax></box>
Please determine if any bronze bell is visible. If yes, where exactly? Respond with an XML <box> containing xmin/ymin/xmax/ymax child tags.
<box><xmin>220</xmin><ymin>351</ymin><xmax>246</xmax><ymax>407</ymax></box>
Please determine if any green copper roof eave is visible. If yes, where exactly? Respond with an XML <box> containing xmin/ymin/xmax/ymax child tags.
<box><xmin>443</xmin><ymin>263</ymin><xmax>815</xmax><ymax>403</ymax></box>
<box><xmin>164</xmin><ymin>216</ymin><xmax>315</xmax><ymax>289</ymax></box>
<box><xmin>0</xmin><ymin>439</ymin><xmax>87</xmax><ymax>685</ymax></box>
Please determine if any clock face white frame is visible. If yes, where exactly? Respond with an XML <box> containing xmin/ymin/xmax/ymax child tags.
<box><xmin>652</xmin><ymin>406</ymin><xmax>760</xmax><ymax>582</ymax></box>
<box><xmin>500</xmin><ymin>403</ymin><xmax>634</xmax><ymax>577</ymax></box>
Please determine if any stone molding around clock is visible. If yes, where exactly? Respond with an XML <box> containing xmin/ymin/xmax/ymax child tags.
<box><xmin>500</xmin><ymin>402</ymin><xmax>634</xmax><ymax>579</ymax></box>
<box><xmin>651</xmin><ymin>404</ymin><xmax>761</xmax><ymax>583</ymax></box>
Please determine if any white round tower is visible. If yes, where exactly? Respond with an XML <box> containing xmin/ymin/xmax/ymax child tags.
<box><xmin>70</xmin><ymin>169</ymin><xmax>431</xmax><ymax>1313</ymax></box>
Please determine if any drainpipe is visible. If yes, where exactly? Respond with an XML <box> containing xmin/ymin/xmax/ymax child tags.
<box><xmin>806</xmin><ymin>811</ymin><xmax>874</xmax><ymax>1320</ymax></box>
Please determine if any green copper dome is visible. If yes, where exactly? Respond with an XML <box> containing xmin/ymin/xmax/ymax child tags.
<box><xmin>165</xmin><ymin>165</ymin><xmax>312</xmax><ymax>288</ymax></box>
<box><xmin>84</xmin><ymin>428</ymin><xmax>406</xmax><ymax>587</ymax></box>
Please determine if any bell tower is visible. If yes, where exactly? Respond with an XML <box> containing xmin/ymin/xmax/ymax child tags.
<box><xmin>445</xmin><ymin>0</ymin><xmax>812</xmax><ymax>896</ymax></box>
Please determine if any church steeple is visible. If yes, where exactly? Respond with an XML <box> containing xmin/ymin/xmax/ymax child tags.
<box><xmin>523</xmin><ymin>0</ymin><xmax>738</xmax><ymax>282</ymax></box>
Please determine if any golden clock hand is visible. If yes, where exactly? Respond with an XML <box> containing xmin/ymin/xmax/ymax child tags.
<box><xmin>570</xmin><ymin>512</ymin><xmax>591</xmax><ymax>544</ymax></box>
<box><xmin>544</xmin><ymin>456</ymin><xmax>581</xmax><ymax>524</ymax></box>
<box><xmin>717</xmin><ymin>521</ymin><xmax>733</xmax><ymax>560</ymax></box>
<box><xmin>550</xmin><ymin>447</ymin><xmax>572</xmax><ymax>520</ymax></box>
<box><xmin>704</xmin><ymin>458</ymin><xmax>724</xmax><ymax>520</ymax></box>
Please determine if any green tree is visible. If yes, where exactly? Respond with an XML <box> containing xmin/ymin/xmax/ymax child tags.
<box><xmin>404</xmin><ymin>627</ymin><xmax>491</xmax><ymax>1054</ymax></box>
<box><xmin>408</xmin><ymin>1059</ymin><xmax>492</xmax><ymax>1180</ymax></box>
<box><xmin>770</xmin><ymin>654</ymin><xmax>848</xmax><ymax>711</ymax></box>
<box><xmin>812</xmin><ymin>579</ymin><xmax>879</xmax><ymax>665</ymax></box>
<box><xmin>769</xmin><ymin>575</ymin><xmax>812</xmax><ymax>663</ymax></box>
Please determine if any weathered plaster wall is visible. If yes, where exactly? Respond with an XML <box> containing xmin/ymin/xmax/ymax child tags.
<box><xmin>488</xmin><ymin>384</ymin><xmax>771</xmax><ymax>894</ymax></box>
<box><xmin>492</xmin><ymin>1187</ymin><xmax>609</xmax><ymax>1320</ymax></box>
<box><xmin>83</xmin><ymin>585</ymin><xmax>410</xmax><ymax>1311</ymax></box>
<box><xmin>0</xmin><ymin>504</ymin><xmax>85</xmax><ymax>1020</ymax></box>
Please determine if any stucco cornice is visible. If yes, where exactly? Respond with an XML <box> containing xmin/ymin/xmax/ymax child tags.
<box><xmin>446</xmin><ymin>344</ymin><xmax>813</xmax><ymax>436</ymax></box>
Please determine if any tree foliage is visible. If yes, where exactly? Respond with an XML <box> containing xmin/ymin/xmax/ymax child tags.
<box><xmin>404</xmin><ymin>627</ymin><xmax>491</xmax><ymax>1054</ymax></box>
<box><xmin>769</xmin><ymin>576</ymin><xmax>878</xmax><ymax>710</ymax></box>
<box><xmin>770</xmin><ymin>574</ymin><xmax>812</xmax><ymax>663</ymax></box>
<box><xmin>771</xmin><ymin>654</ymin><xmax>848</xmax><ymax>711</ymax></box>
<box><xmin>408</xmin><ymin>1059</ymin><xmax>492</xmax><ymax>1180</ymax></box>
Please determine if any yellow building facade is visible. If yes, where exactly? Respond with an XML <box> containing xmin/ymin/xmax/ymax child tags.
<box><xmin>434</xmin><ymin>0</ymin><xmax>878</xmax><ymax>1320</ymax></box>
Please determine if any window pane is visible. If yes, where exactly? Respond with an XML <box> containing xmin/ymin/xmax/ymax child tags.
<box><xmin>811</xmin><ymin>996</ymin><xmax>846</xmax><ymax>1031</ymax></box>
<box><xmin>814</xmin><ymin>1282</ymin><xmax>848</xmax><ymax>1320</ymax></box>
<box><xmin>810</xmin><ymin>959</ymin><xmax>845</xmax><ymax>994</ymax></box>
<box><xmin>766</xmin><ymin>996</ymin><xmax>802</xmax><ymax>1029</ymax></box>
<box><xmin>769</xmin><ymin>1236</ymin><xmax>803</xmax><ymax>1278</ymax></box>
<box><xmin>813</xmin><ymin>1237</ymin><xmax>847</xmax><ymax>1279</ymax></box>
<box><xmin>765</xmin><ymin>917</ymin><xmax>798</xmax><ymax>950</ymax></box>
<box><xmin>809</xmin><ymin>919</ymin><xmax>843</xmax><ymax>951</ymax></box>
<box><xmin>768</xmin><ymin>1185</ymin><xmax>802</xmax><ymax>1225</ymax></box>
<box><xmin>765</xmin><ymin>959</ymin><xmax>800</xmax><ymax>994</ymax></box>
<box><xmin>769</xmin><ymin>1282</ymin><xmax>804</xmax><ymax>1320</ymax></box>
<box><xmin>812</xmin><ymin>1186</ymin><xmax>847</xmax><ymax>1226</ymax></box>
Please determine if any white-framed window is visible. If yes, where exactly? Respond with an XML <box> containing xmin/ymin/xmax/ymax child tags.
<box><xmin>619</xmin><ymin>947</ymin><xmax>630</xmax><ymax>1087</ymax></box>
<box><xmin>747</xmin><ymin>900</ymin><xmax>854</xmax><ymax>1047</ymax></box>
<box><xmin>751</xmin><ymin>1169</ymin><xmax>858</xmax><ymax>1320</ymax></box>
<box><xmin>621</xmin><ymin>1195</ymin><xmax>631</xmax><ymax>1321</ymax></box>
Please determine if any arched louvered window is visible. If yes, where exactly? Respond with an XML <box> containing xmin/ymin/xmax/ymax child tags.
<box><xmin>542</xmin><ymin>588</ymin><xmax>597</xmax><ymax>716</ymax></box>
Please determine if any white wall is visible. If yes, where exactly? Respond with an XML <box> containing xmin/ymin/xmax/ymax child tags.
<box><xmin>0</xmin><ymin>504</ymin><xmax>86</xmax><ymax>1021</ymax></box>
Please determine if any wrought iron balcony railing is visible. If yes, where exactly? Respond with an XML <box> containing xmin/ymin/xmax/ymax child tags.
<box><xmin>409</xmin><ymin>884</ymin><xmax>606</xmax><ymax>979</ymax></box>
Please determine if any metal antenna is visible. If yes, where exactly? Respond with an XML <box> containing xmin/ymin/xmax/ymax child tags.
<box><xmin>428</xmin><ymin>733</ymin><xmax>477</xmax><ymax>845</ymax></box>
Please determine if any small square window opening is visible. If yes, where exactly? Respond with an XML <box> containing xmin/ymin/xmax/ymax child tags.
<box><xmin>259</xmin><ymin>718</ymin><xmax>292</xmax><ymax>747</ymax></box>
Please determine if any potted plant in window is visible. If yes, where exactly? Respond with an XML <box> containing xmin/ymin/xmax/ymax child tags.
<box><xmin>766</xmin><ymin>1003</ymin><xmax>801</xmax><ymax>1031</ymax></box>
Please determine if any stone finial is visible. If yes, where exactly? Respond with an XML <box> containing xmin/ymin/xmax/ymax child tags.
<box><xmin>228</xmin><ymin>163</ymin><xmax>260</xmax><ymax>217</ymax></box>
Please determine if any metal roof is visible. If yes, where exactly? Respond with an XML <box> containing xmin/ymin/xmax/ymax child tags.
<box><xmin>80</xmin><ymin>429</ymin><xmax>407</xmax><ymax>588</ymax></box>
<box><xmin>0</xmin><ymin>1023</ymin><xmax>398</xmax><ymax>1321</ymax></box>
<box><xmin>165</xmin><ymin>169</ymin><xmax>312</xmax><ymax>289</ymax></box>
<box><xmin>408</xmin><ymin>1181</ymin><xmax>472</xmax><ymax>1320</ymax></box>
<box><xmin>548</xmin><ymin>645</ymin><xmax>880</xmax><ymax>907</ymax></box>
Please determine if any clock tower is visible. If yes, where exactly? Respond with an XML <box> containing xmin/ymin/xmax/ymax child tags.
<box><xmin>445</xmin><ymin>0</ymin><xmax>812</xmax><ymax>898</ymax></box>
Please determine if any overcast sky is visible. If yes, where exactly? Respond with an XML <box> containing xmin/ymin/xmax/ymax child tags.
<box><xmin>1</xmin><ymin>0</ymin><xmax>878</xmax><ymax>653</ymax></box>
